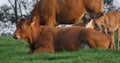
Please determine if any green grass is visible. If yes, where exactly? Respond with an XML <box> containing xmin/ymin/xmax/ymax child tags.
<box><xmin>0</xmin><ymin>36</ymin><xmax>120</xmax><ymax>63</ymax></box>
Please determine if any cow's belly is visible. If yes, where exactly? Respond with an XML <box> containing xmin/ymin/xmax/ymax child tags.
<box><xmin>56</xmin><ymin>10</ymin><xmax>84</xmax><ymax>24</ymax></box>
<box><xmin>56</xmin><ymin>15</ymin><xmax>78</xmax><ymax>24</ymax></box>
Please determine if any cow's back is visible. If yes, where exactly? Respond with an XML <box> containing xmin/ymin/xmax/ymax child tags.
<box><xmin>54</xmin><ymin>27</ymin><xmax>111</xmax><ymax>51</ymax></box>
<box><xmin>56</xmin><ymin>0</ymin><xmax>103</xmax><ymax>24</ymax></box>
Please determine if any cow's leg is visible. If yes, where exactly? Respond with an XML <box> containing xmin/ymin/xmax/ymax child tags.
<box><xmin>104</xmin><ymin>26</ymin><xmax>108</xmax><ymax>34</ymax></box>
<box><xmin>47</xmin><ymin>19</ymin><xmax>58</xmax><ymax>26</ymax></box>
<box><xmin>45</xmin><ymin>10</ymin><xmax>58</xmax><ymax>26</ymax></box>
<box><xmin>86</xmin><ymin>39</ymin><xmax>97</xmax><ymax>48</ymax></box>
<box><xmin>115</xmin><ymin>30</ymin><xmax>119</xmax><ymax>49</ymax></box>
<box><xmin>101</xmin><ymin>25</ymin><xmax>108</xmax><ymax>34</ymax></box>
<box><xmin>108</xmin><ymin>32</ymin><xmax>115</xmax><ymax>49</ymax></box>
<box><xmin>34</xmin><ymin>47</ymin><xmax>55</xmax><ymax>54</ymax></box>
<box><xmin>116</xmin><ymin>29</ymin><xmax>119</xmax><ymax>50</ymax></box>
<box><xmin>26</xmin><ymin>44</ymin><xmax>34</xmax><ymax>54</ymax></box>
<box><xmin>74</xmin><ymin>11</ymin><xmax>87</xmax><ymax>26</ymax></box>
<box><xmin>34</xmin><ymin>34</ymin><xmax>55</xmax><ymax>54</ymax></box>
<box><xmin>26</xmin><ymin>50</ymin><xmax>33</xmax><ymax>54</ymax></box>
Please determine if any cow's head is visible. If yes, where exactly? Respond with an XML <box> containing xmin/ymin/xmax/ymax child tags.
<box><xmin>13</xmin><ymin>18</ymin><xmax>31</xmax><ymax>41</ymax></box>
<box><xmin>85</xmin><ymin>13</ymin><xmax>104</xmax><ymax>32</ymax></box>
<box><xmin>83</xmin><ymin>12</ymin><xmax>103</xmax><ymax>28</ymax></box>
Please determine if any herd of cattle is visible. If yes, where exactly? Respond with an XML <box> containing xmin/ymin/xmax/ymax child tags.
<box><xmin>13</xmin><ymin>0</ymin><xmax>120</xmax><ymax>54</ymax></box>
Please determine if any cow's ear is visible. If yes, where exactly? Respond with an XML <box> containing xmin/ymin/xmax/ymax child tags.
<box><xmin>30</xmin><ymin>17</ymin><xmax>36</xmax><ymax>26</ymax></box>
<box><xmin>30</xmin><ymin>16</ymin><xmax>39</xmax><ymax>26</ymax></box>
<box><xmin>31</xmin><ymin>21</ymin><xmax>35</xmax><ymax>26</ymax></box>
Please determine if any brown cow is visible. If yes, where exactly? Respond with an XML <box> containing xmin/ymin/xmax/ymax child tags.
<box><xmin>83</xmin><ymin>10</ymin><xmax>120</xmax><ymax>50</ymax></box>
<box><xmin>31</xmin><ymin>0</ymin><xmax>103</xmax><ymax>26</ymax></box>
<box><xmin>13</xmin><ymin>18</ymin><xmax>112</xmax><ymax>54</ymax></box>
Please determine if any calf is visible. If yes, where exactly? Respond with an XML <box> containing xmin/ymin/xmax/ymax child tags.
<box><xmin>13</xmin><ymin>19</ymin><xmax>112</xmax><ymax>54</ymax></box>
<box><xmin>84</xmin><ymin>10</ymin><xmax>120</xmax><ymax>49</ymax></box>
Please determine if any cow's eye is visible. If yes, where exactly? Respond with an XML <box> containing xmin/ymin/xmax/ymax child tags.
<box><xmin>21</xmin><ymin>25</ymin><xmax>26</xmax><ymax>29</ymax></box>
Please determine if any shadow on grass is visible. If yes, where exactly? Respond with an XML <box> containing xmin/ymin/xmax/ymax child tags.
<box><xmin>43</xmin><ymin>55</ymin><xmax>77</xmax><ymax>60</ymax></box>
<box><xmin>21</xmin><ymin>51</ymin><xmax>78</xmax><ymax>61</ymax></box>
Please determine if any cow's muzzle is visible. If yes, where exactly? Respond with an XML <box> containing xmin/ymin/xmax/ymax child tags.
<box><xmin>13</xmin><ymin>34</ymin><xmax>19</xmax><ymax>40</ymax></box>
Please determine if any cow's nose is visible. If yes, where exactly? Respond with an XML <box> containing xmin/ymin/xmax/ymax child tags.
<box><xmin>13</xmin><ymin>34</ymin><xmax>18</xmax><ymax>39</ymax></box>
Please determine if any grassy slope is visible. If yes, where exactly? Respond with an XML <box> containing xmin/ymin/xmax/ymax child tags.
<box><xmin>0</xmin><ymin>36</ymin><xmax>120</xmax><ymax>63</ymax></box>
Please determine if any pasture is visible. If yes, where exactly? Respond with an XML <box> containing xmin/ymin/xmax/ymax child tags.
<box><xmin>0</xmin><ymin>36</ymin><xmax>120</xmax><ymax>63</ymax></box>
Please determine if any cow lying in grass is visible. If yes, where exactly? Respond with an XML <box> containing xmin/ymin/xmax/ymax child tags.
<box><xmin>13</xmin><ymin>18</ymin><xmax>112</xmax><ymax>54</ymax></box>
<box><xmin>82</xmin><ymin>10</ymin><xmax>120</xmax><ymax>49</ymax></box>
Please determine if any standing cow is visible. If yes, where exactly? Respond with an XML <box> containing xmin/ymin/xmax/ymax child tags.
<box><xmin>31</xmin><ymin>0</ymin><xmax>103</xmax><ymax>26</ymax></box>
<box><xmin>13</xmin><ymin>18</ymin><xmax>112</xmax><ymax>54</ymax></box>
<box><xmin>82</xmin><ymin>10</ymin><xmax>120</xmax><ymax>50</ymax></box>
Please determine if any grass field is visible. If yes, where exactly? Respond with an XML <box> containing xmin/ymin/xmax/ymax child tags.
<box><xmin>0</xmin><ymin>36</ymin><xmax>120</xmax><ymax>63</ymax></box>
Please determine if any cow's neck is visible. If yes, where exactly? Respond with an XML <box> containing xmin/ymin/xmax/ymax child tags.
<box><xmin>28</xmin><ymin>25</ymin><xmax>42</xmax><ymax>44</ymax></box>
